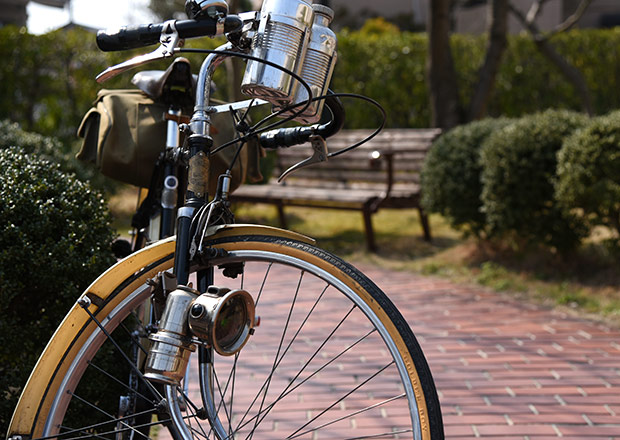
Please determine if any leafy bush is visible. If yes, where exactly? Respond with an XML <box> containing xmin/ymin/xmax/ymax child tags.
<box><xmin>480</xmin><ymin>109</ymin><xmax>589</xmax><ymax>251</ymax></box>
<box><xmin>333</xmin><ymin>29</ymin><xmax>430</xmax><ymax>129</ymax></box>
<box><xmin>556</xmin><ymin>110</ymin><xmax>620</xmax><ymax>243</ymax></box>
<box><xmin>333</xmin><ymin>27</ymin><xmax>620</xmax><ymax>128</ymax></box>
<box><xmin>0</xmin><ymin>119</ymin><xmax>79</xmax><ymax>173</ymax></box>
<box><xmin>0</xmin><ymin>147</ymin><xmax>116</xmax><ymax>436</ymax></box>
<box><xmin>0</xmin><ymin>26</ymin><xmax>226</xmax><ymax>144</ymax></box>
<box><xmin>421</xmin><ymin>117</ymin><xmax>512</xmax><ymax>237</ymax></box>
<box><xmin>2</xmin><ymin>26</ymin><xmax>620</xmax><ymax>135</ymax></box>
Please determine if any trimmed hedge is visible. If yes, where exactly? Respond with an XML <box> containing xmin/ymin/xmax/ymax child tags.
<box><xmin>556</xmin><ymin>110</ymin><xmax>620</xmax><ymax>241</ymax></box>
<box><xmin>2</xmin><ymin>26</ymin><xmax>620</xmax><ymax>140</ymax></box>
<box><xmin>0</xmin><ymin>26</ymin><xmax>225</xmax><ymax>144</ymax></box>
<box><xmin>421</xmin><ymin>117</ymin><xmax>513</xmax><ymax>237</ymax></box>
<box><xmin>333</xmin><ymin>27</ymin><xmax>620</xmax><ymax>128</ymax></box>
<box><xmin>480</xmin><ymin>110</ymin><xmax>589</xmax><ymax>251</ymax></box>
<box><xmin>0</xmin><ymin>146</ymin><xmax>116</xmax><ymax>437</ymax></box>
<box><xmin>0</xmin><ymin>119</ymin><xmax>89</xmax><ymax>178</ymax></box>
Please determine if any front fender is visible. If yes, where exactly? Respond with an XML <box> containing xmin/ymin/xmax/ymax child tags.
<box><xmin>8</xmin><ymin>224</ymin><xmax>313</xmax><ymax>438</ymax></box>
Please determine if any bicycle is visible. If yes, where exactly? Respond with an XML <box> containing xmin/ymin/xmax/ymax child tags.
<box><xmin>7</xmin><ymin>1</ymin><xmax>444</xmax><ymax>439</ymax></box>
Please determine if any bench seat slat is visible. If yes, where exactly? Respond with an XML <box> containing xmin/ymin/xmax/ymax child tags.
<box><xmin>232</xmin><ymin>184</ymin><xmax>384</xmax><ymax>208</ymax></box>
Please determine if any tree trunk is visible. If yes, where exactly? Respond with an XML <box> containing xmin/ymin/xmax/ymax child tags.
<box><xmin>426</xmin><ymin>0</ymin><xmax>461</xmax><ymax>129</ymax></box>
<box><xmin>468</xmin><ymin>0</ymin><xmax>509</xmax><ymax>120</ymax></box>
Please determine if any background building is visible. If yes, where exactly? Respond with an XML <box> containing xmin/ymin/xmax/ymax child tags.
<box><xmin>315</xmin><ymin>0</ymin><xmax>620</xmax><ymax>32</ymax></box>
<box><xmin>455</xmin><ymin>0</ymin><xmax>620</xmax><ymax>34</ymax></box>
<box><xmin>0</xmin><ymin>0</ymin><xmax>68</xmax><ymax>27</ymax></box>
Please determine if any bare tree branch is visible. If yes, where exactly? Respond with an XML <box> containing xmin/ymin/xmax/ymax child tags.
<box><xmin>551</xmin><ymin>0</ymin><xmax>593</xmax><ymax>35</ymax></box>
<box><xmin>509</xmin><ymin>1</ymin><xmax>593</xmax><ymax>115</ymax></box>
<box><xmin>525</xmin><ymin>0</ymin><xmax>549</xmax><ymax>24</ymax></box>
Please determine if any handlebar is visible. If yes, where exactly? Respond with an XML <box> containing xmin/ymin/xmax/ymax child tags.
<box><xmin>96</xmin><ymin>16</ymin><xmax>243</xmax><ymax>52</ymax></box>
<box><xmin>258</xmin><ymin>93</ymin><xmax>345</xmax><ymax>149</ymax></box>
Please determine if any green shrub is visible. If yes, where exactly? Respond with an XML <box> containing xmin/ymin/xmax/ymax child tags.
<box><xmin>0</xmin><ymin>119</ymin><xmax>73</xmax><ymax>170</ymax></box>
<box><xmin>332</xmin><ymin>27</ymin><xmax>620</xmax><ymax>128</ymax></box>
<box><xmin>0</xmin><ymin>118</ymin><xmax>111</xmax><ymax>190</ymax></box>
<box><xmin>421</xmin><ymin>117</ymin><xmax>513</xmax><ymax>237</ymax></box>
<box><xmin>556</xmin><ymin>110</ymin><xmax>620</xmax><ymax>242</ymax></box>
<box><xmin>0</xmin><ymin>147</ymin><xmax>116</xmax><ymax>436</ymax></box>
<box><xmin>480</xmin><ymin>109</ymin><xmax>589</xmax><ymax>251</ymax></box>
<box><xmin>2</xmin><ymin>26</ymin><xmax>620</xmax><ymax>135</ymax></box>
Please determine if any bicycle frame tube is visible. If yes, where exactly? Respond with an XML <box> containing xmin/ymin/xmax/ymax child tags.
<box><xmin>173</xmin><ymin>42</ymin><xmax>234</xmax><ymax>284</ymax></box>
<box><xmin>160</xmin><ymin>108</ymin><xmax>182</xmax><ymax>239</ymax></box>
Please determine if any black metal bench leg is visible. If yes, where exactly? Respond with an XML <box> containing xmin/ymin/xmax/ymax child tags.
<box><xmin>362</xmin><ymin>208</ymin><xmax>377</xmax><ymax>252</ymax></box>
<box><xmin>277</xmin><ymin>202</ymin><xmax>288</xmax><ymax>229</ymax></box>
<box><xmin>418</xmin><ymin>206</ymin><xmax>432</xmax><ymax>242</ymax></box>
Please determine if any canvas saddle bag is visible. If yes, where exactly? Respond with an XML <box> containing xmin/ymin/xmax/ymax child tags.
<box><xmin>77</xmin><ymin>89</ymin><xmax>263</xmax><ymax>191</ymax></box>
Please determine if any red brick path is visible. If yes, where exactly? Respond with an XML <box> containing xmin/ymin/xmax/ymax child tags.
<box><xmin>355</xmin><ymin>264</ymin><xmax>620</xmax><ymax>439</ymax></box>
<box><xmin>159</xmin><ymin>263</ymin><xmax>620</xmax><ymax>439</ymax></box>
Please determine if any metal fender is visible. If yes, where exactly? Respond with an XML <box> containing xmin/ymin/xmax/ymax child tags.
<box><xmin>8</xmin><ymin>224</ymin><xmax>313</xmax><ymax>437</ymax></box>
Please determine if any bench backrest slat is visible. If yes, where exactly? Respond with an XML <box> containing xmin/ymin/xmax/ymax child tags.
<box><xmin>272</xmin><ymin>128</ymin><xmax>441</xmax><ymax>187</ymax></box>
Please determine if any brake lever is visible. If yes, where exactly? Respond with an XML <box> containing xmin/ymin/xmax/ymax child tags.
<box><xmin>278</xmin><ymin>135</ymin><xmax>328</xmax><ymax>182</ymax></box>
<box><xmin>209</xmin><ymin>99</ymin><xmax>269</xmax><ymax>114</ymax></box>
<box><xmin>96</xmin><ymin>20</ymin><xmax>182</xmax><ymax>83</ymax></box>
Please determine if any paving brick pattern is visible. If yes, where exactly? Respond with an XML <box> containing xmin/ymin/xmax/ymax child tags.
<box><xmin>354</xmin><ymin>264</ymin><xmax>620</xmax><ymax>439</ymax></box>
<box><xmin>158</xmin><ymin>263</ymin><xmax>620</xmax><ymax>439</ymax></box>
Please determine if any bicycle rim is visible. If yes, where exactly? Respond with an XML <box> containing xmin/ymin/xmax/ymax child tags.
<box><xmin>11</xmin><ymin>231</ymin><xmax>443</xmax><ymax>440</ymax></box>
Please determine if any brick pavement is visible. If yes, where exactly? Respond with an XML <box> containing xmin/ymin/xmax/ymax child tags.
<box><xmin>158</xmin><ymin>263</ymin><xmax>620</xmax><ymax>439</ymax></box>
<box><xmin>355</xmin><ymin>264</ymin><xmax>620</xmax><ymax>439</ymax></box>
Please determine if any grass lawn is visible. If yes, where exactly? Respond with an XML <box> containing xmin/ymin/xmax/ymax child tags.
<box><xmin>109</xmin><ymin>188</ymin><xmax>620</xmax><ymax>327</ymax></box>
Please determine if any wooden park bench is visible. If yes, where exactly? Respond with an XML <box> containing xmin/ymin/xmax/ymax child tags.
<box><xmin>230</xmin><ymin>128</ymin><xmax>442</xmax><ymax>251</ymax></box>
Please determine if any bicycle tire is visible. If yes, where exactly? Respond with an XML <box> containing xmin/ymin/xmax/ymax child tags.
<box><xmin>9</xmin><ymin>226</ymin><xmax>443</xmax><ymax>440</ymax></box>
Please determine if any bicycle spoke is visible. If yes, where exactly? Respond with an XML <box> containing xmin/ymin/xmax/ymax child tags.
<box><xmin>45</xmin><ymin>407</ymin><xmax>159</xmax><ymax>440</ymax></box>
<box><xmin>203</xmin><ymin>351</ymin><xmax>241</xmax><ymax>439</ymax></box>
<box><xmin>244</xmin><ymin>282</ymin><xmax>330</xmax><ymax>413</ymax></box>
<box><xmin>67</xmin><ymin>391</ymin><xmax>151</xmax><ymax>440</ymax></box>
<box><xmin>212</xmin><ymin>363</ymin><xmax>234</xmax><ymax>430</ymax></box>
<box><xmin>234</xmin><ymin>307</ymin><xmax>366</xmax><ymax>434</ymax></box>
<box><xmin>174</xmin><ymin>384</ymin><xmax>211</xmax><ymax>440</ymax></box>
<box><xmin>227</xmin><ymin>353</ymin><xmax>240</xmax><ymax>438</ymax></box>
<box><xmin>119</xmin><ymin>318</ymin><xmax>150</xmax><ymax>357</ymax></box>
<box><xmin>78</xmin><ymin>299</ymin><xmax>164</xmax><ymax>402</ymax></box>
<box><xmin>246</xmin><ymin>270</ymin><xmax>304</xmax><ymax>439</ymax></box>
<box><xmin>244</xmin><ymin>304</ymin><xmax>356</xmax><ymax>433</ymax></box>
<box><xmin>287</xmin><ymin>362</ymin><xmax>395</xmax><ymax>439</ymax></box>
<box><xmin>234</xmin><ymin>269</ymin><xmax>303</xmax><ymax>436</ymax></box>
<box><xmin>185</xmin><ymin>404</ymin><xmax>210</xmax><ymax>440</ymax></box>
<box><xmin>253</xmin><ymin>262</ymin><xmax>272</xmax><ymax>307</ymax></box>
<box><xmin>288</xmin><ymin>394</ymin><xmax>407</xmax><ymax>436</ymax></box>
<box><xmin>57</xmin><ymin>425</ymin><xmax>110</xmax><ymax>440</ymax></box>
<box><xmin>86</xmin><ymin>360</ymin><xmax>153</xmax><ymax>405</ymax></box>
<box><xmin>179</xmin><ymin>387</ymin><xmax>210</xmax><ymax>427</ymax></box>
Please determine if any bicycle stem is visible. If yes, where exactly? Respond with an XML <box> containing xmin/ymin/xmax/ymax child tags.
<box><xmin>174</xmin><ymin>42</ymin><xmax>234</xmax><ymax>285</ymax></box>
<box><xmin>190</xmin><ymin>42</ymin><xmax>233</xmax><ymax>138</ymax></box>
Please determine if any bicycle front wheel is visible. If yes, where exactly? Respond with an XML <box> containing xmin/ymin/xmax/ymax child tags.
<box><xmin>9</xmin><ymin>226</ymin><xmax>443</xmax><ymax>440</ymax></box>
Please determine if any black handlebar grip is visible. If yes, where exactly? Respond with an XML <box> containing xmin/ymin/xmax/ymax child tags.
<box><xmin>96</xmin><ymin>16</ymin><xmax>242</xmax><ymax>52</ymax></box>
<box><xmin>258</xmin><ymin>92</ymin><xmax>346</xmax><ymax>149</ymax></box>
<box><xmin>259</xmin><ymin>127</ymin><xmax>314</xmax><ymax>149</ymax></box>
<box><xmin>97</xmin><ymin>23</ymin><xmax>166</xmax><ymax>51</ymax></box>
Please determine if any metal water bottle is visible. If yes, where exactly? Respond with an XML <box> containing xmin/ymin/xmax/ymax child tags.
<box><xmin>281</xmin><ymin>4</ymin><xmax>337</xmax><ymax>124</ymax></box>
<box><xmin>241</xmin><ymin>0</ymin><xmax>314</xmax><ymax>106</ymax></box>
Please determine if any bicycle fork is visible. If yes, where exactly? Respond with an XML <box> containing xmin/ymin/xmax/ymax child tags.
<box><xmin>140</xmin><ymin>45</ymin><xmax>257</xmax><ymax>437</ymax></box>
